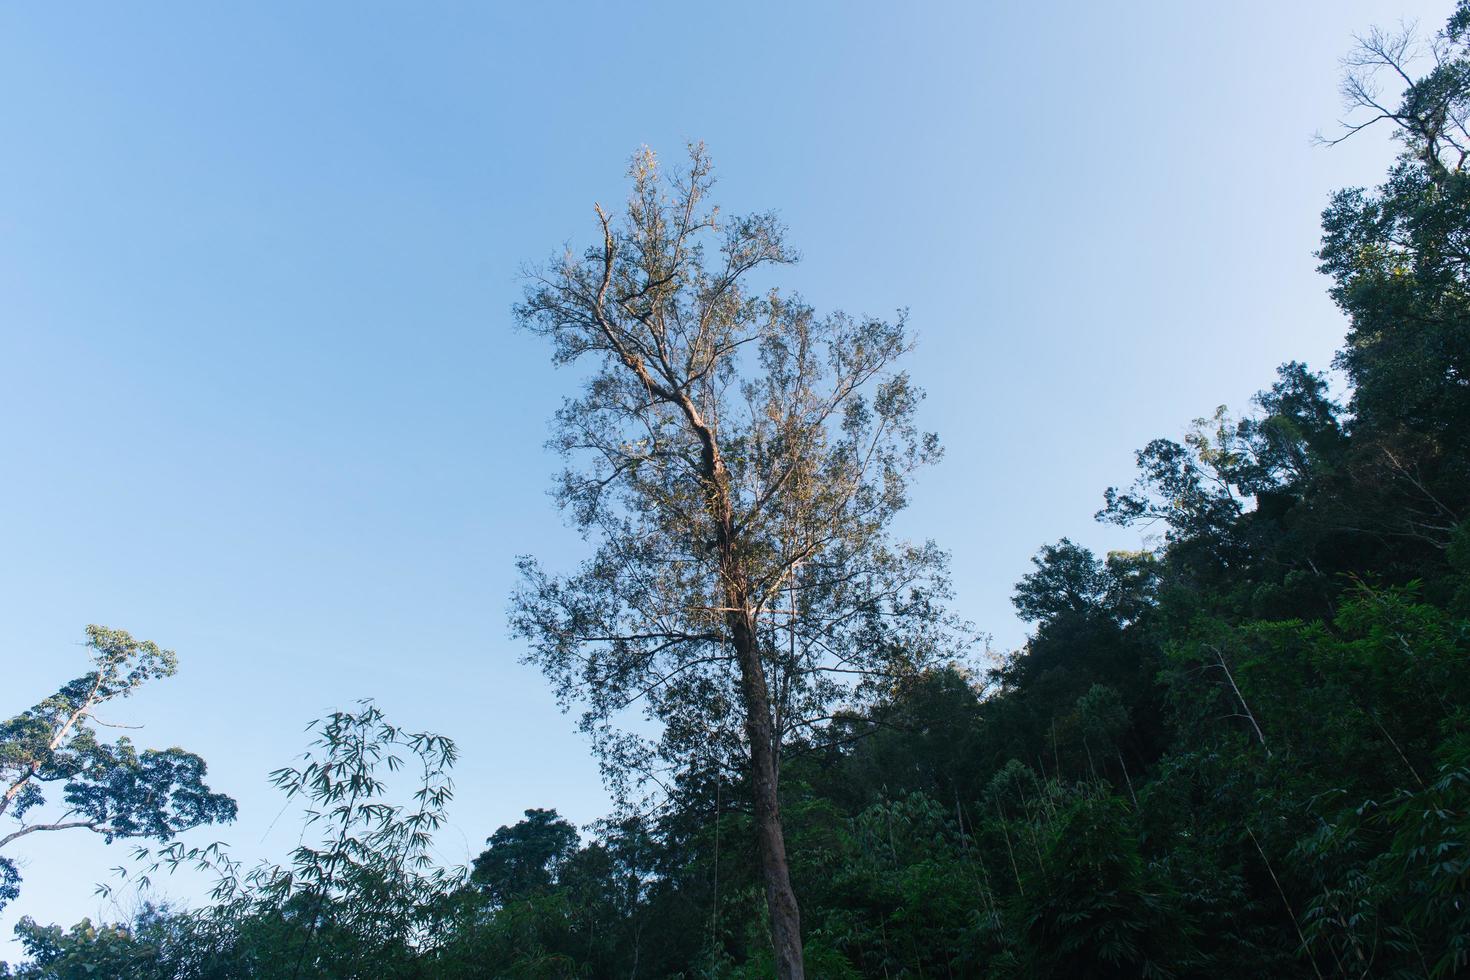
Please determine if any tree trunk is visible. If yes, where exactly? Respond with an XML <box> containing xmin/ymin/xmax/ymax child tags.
<box><xmin>684</xmin><ymin>378</ymin><xmax>804</xmax><ymax>977</ymax></box>
<box><xmin>730</xmin><ymin>612</ymin><xmax>805</xmax><ymax>979</ymax></box>
<box><xmin>685</xmin><ymin>371</ymin><xmax>811</xmax><ymax>975</ymax></box>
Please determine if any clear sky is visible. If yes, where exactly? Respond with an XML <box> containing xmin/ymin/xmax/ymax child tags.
<box><xmin>0</xmin><ymin>0</ymin><xmax>1452</xmax><ymax>953</ymax></box>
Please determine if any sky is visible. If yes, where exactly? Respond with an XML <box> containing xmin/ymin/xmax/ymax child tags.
<box><xmin>0</xmin><ymin>0</ymin><xmax>1454</xmax><ymax>955</ymax></box>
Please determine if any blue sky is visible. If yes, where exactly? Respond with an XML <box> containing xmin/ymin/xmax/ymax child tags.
<box><xmin>0</xmin><ymin>0</ymin><xmax>1451</xmax><ymax>952</ymax></box>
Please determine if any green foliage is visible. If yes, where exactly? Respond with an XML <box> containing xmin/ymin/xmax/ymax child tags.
<box><xmin>0</xmin><ymin>627</ymin><xmax>236</xmax><ymax>912</ymax></box>
<box><xmin>471</xmin><ymin>808</ymin><xmax>580</xmax><ymax>906</ymax></box>
<box><xmin>5</xmin><ymin>906</ymin><xmax>179</xmax><ymax>979</ymax></box>
<box><xmin>93</xmin><ymin>701</ymin><xmax>463</xmax><ymax>979</ymax></box>
<box><xmin>1019</xmin><ymin>793</ymin><xmax>1189</xmax><ymax>978</ymax></box>
<box><xmin>13</xmin><ymin>5</ymin><xmax>1470</xmax><ymax>976</ymax></box>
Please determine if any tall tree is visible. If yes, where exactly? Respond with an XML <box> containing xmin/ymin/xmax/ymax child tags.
<box><xmin>1317</xmin><ymin>5</ymin><xmax>1470</xmax><ymax>551</ymax></box>
<box><xmin>510</xmin><ymin>144</ymin><xmax>951</xmax><ymax>978</ymax></box>
<box><xmin>0</xmin><ymin>626</ymin><xmax>236</xmax><ymax>911</ymax></box>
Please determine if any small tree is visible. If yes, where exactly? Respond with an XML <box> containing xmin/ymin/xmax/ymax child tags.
<box><xmin>115</xmin><ymin>701</ymin><xmax>462</xmax><ymax>978</ymax></box>
<box><xmin>510</xmin><ymin>144</ymin><xmax>952</xmax><ymax>978</ymax></box>
<box><xmin>0</xmin><ymin>626</ymin><xmax>236</xmax><ymax>910</ymax></box>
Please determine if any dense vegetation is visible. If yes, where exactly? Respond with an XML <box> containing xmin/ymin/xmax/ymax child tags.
<box><xmin>7</xmin><ymin>5</ymin><xmax>1470</xmax><ymax>977</ymax></box>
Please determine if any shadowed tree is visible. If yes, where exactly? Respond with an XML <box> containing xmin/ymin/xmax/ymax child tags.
<box><xmin>509</xmin><ymin>144</ymin><xmax>952</xmax><ymax>979</ymax></box>
<box><xmin>1011</xmin><ymin>539</ymin><xmax>1109</xmax><ymax>626</ymax></box>
<box><xmin>1316</xmin><ymin>5</ymin><xmax>1470</xmax><ymax>551</ymax></box>
<box><xmin>471</xmin><ymin>808</ymin><xmax>580</xmax><ymax>906</ymax></box>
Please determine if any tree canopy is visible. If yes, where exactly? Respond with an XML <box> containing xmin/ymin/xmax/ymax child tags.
<box><xmin>509</xmin><ymin>143</ymin><xmax>954</xmax><ymax>978</ymax></box>
<box><xmin>0</xmin><ymin>627</ymin><xmax>236</xmax><ymax>914</ymax></box>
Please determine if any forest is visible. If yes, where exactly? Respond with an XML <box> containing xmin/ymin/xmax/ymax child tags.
<box><xmin>4</xmin><ymin>4</ymin><xmax>1470</xmax><ymax>978</ymax></box>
